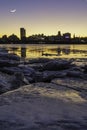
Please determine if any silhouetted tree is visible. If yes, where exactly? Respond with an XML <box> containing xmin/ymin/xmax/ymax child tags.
<box><xmin>1</xmin><ymin>35</ymin><xmax>8</xmax><ymax>43</ymax></box>
<box><xmin>8</xmin><ymin>34</ymin><xmax>19</xmax><ymax>43</ymax></box>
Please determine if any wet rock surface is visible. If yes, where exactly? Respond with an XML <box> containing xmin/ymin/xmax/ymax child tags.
<box><xmin>0</xmin><ymin>83</ymin><xmax>87</xmax><ymax>130</ymax></box>
<box><xmin>42</xmin><ymin>60</ymin><xmax>73</xmax><ymax>71</ymax></box>
<box><xmin>0</xmin><ymin>50</ymin><xmax>87</xmax><ymax>130</ymax></box>
<box><xmin>0</xmin><ymin>55</ymin><xmax>87</xmax><ymax>94</ymax></box>
<box><xmin>0</xmin><ymin>53</ymin><xmax>20</xmax><ymax>61</ymax></box>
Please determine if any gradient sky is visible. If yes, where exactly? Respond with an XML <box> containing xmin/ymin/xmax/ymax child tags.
<box><xmin>0</xmin><ymin>0</ymin><xmax>87</xmax><ymax>37</ymax></box>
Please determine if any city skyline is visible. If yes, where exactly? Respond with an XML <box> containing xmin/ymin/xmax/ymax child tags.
<box><xmin>0</xmin><ymin>0</ymin><xmax>87</xmax><ymax>37</ymax></box>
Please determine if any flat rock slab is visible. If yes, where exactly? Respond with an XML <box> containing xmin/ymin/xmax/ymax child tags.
<box><xmin>0</xmin><ymin>82</ymin><xmax>87</xmax><ymax>130</ymax></box>
<box><xmin>52</xmin><ymin>78</ymin><xmax>87</xmax><ymax>93</ymax></box>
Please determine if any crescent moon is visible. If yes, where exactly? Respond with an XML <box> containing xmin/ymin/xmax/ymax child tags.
<box><xmin>10</xmin><ymin>9</ymin><xmax>16</xmax><ymax>13</ymax></box>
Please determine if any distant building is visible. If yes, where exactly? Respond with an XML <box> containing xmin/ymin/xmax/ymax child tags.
<box><xmin>57</xmin><ymin>31</ymin><xmax>62</xmax><ymax>40</ymax></box>
<box><xmin>63</xmin><ymin>33</ymin><xmax>71</xmax><ymax>39</ymax></box>
<box><xmin>58</xmin><ymin>31</ymin><xmax>61</xmax><ymax>37</ymax></box>
<box><xmin>20</xmin><ymin>28</ymin><xmax>26</xmax><ymax>40</ymax></box>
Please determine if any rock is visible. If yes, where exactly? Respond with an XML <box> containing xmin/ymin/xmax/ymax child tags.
<box><xmin>0</xmin><ymin>53</ymin><xmax>20</xmax><ymax>61</ymax></box>
<box><xmin>0</xmin><ymin>67</ymin><xmax>22</xmax><ymax>74</ymax></box>
<box><xmin>31</xmin><ymin>71</ymin><xmax>66</xmax><ymax>83</ymax></box>
<box><xmin>0</xmin><ymin>83</ymin><xmax>87</xmax><ymax>130</ymax></box>
<box><xmin>0</xmin><ymin>66</ymin><xmax>35</xmax><ymax>76</ymax></box>
<box><xmin>29</xmin><ymin>63</ymin><xmax>43</xmax><ymax>71</ymax></box>
<box><xmin>69</xmin><ymin>66</ymin><xmax>82</xmax><ymax>71</ymax></box>
<box><xmin>0</xmin><ymin>80</ymin><xmax>10</xmax><ymax>94</ymax></box>
<box><xmin>28</xmin><ymin>58</ymin><xmax>51</xmax><ymax>64</ymax></box>
<box><xmin>0</xmin><ymin>72</ymin><xmax>11</xmax><ymax>94</ymax></box>
<box><xmin>42</xmin><ymin>60</ymin><xmax>72</xmax><ymax>71</ymax></box>
<box><xmin>25</xmin><ymin>76</ymin><xmax>34</xmax><ymax>83</ymax></box>
<box><xmin>52</xmin><ymin>78</ymin><xmax>87</xmax><ymax>92</ymax></box>
<box><xmin>33</xmin><ymin>72</ymin><xmax>44</xmax><ymax>82</ymax></box>
<box><xmin>10</xmin><ymin>72</ymin><xmax>29</xmax><ymax>89</ymax></box>
<box><xmin>19</xmin><ymin>66</ymin><xmax>35</xmax><ymax>76</ymax></box>
<box><xmin>66</xmin><ymin>71</ymin><xmax>83</xmax><ymax>78</ymax></box>
<box><xmin>42</xmin><ymin>71</ymin><xmax>66</xmax><ymax>82</ymax></box>
<box><xmin>82</xmin><ymin>65</ymin><xmax>87</xmax><ymax>73</ymax></box>
<box><xmin>0</xmin><ymin>60</ymin><xmax>19</xmax><ymax>67</ymax></box>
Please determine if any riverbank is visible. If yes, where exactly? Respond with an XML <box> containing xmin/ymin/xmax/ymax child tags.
<box><xmin>0</xmin><ymin>79</ymin><xmax>87</xmax><ymax>130</ymax></box>
<box><xmin>0</xmin><ymin>49</ymin><xmax>87</xmax><ymax>130</ymax></box>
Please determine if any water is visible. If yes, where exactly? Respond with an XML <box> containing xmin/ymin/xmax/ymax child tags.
<box><xmin>0</xmin><ymin>44</ymin><xmax>87</xmax><ymax>60</ymax></box>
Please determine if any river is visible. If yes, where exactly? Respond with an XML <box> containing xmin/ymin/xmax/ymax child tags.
<box><xmin>0</xmin><ymin>44</ymin><xmax>87</xmax><ymax>60</ymax></box>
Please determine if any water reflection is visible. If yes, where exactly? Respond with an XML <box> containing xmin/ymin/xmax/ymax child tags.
<box><xmin>21</xmin><ymin>47</ymin><xmax>26</xmax><ymax>58</ymax></box>
<box><xmin>0</xmin><ymin>44</ymin><xmax>87</xmax><ymax>59</ymax></box>
<box><xmin>10</xmin><ymin>47</ymin><xmax>19</xmax><ymax>54</ymax></box>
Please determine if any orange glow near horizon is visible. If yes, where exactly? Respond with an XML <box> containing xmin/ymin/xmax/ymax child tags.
<box><xmin>0</xmin><ymin>25</ymin><xmax>87</xmax><ymax>38</ymax></box>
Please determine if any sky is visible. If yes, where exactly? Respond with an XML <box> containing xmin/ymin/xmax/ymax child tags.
<box><xmin>0</xmin><ymin>0</ymin><xmax>87</xmax><ymax>37</ymax></box>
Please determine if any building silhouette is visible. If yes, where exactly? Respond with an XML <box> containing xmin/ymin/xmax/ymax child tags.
<box><xmin>21</xmin><ymin>47</ymin><xmax>26</xmax><ymax>58</ymax></box>
<box><xmin>20</xmin><ymin>28</ymin><xmax>26</xmax><ymax>40</ymax></box>
<box><xmin>63</xmin><ymin>33</ymin><xmax>71</xmax><ymax>39</ymax></box>
<box><xmin>57</xmin><ymin>31</ymin><xmax>62</xmax><ymax>40</ymax></box>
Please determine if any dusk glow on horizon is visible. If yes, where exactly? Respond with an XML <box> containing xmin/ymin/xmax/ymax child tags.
<box><xmin>0</xmin><ymin>0</ymin><xmax>87</xmax><ymax>37</ymax></box>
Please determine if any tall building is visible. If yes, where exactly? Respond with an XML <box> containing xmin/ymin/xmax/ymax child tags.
<box><xmin>57</xmin><ymin>31</ymin><xmax>62</xmax><ymax>40</ymax></box>
<box><xmin>20</xmin><ymin>28</ymin><xmax>26</xmax><ymax>40</ymax></box>
<box><xmin>58</xmin><ymin>31</ymin><xmax>61</xmax><ymax>37</ymax></box>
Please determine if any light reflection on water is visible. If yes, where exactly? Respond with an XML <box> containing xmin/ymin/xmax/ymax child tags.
<box><xmin>0</xmin><ymin>44</ymin><xmax>87</xmax><ymax>59</ymax></box>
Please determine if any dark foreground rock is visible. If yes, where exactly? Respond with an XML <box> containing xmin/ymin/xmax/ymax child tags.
<box><xmin>82</xmin><ymin>65</ymin><xmax>87</xmax><ymax>73</ymax></box>
<box><xmin>0</xmin><ymin>53</ymin><xmax>20</xmax><ymax>61</ymax></box>
<box><xmin>0</xmin><ymin>83</ymin><xmax>87</xmax><ymax>130</ymax></box>
<box><xmin>0</xmin><ymin>56</ymin><xmax>86</xmax><ymax>94</ymax></box>
<box><xmin>42</xmin><ymin>60</ymin><xmax>73</xmax><ymax>71</ymax></box>
<box><xmin>10</xmin><ymin>72</ymin><xmax>29</xmax><ymax>89</ymax></box>
<box><xmin>0</xmin><ymin>51</ymin><xmax>87</xmax><ymax>130</ymax></box>
<box><xmin>35</xmin><ymin>71</ymin><xmax>66</xmax><ymax>82</ymax></box>
<box><xmin>0</xmin><ymin>72</ymin><xmax>29</xmax><ymax>94</ymax></box>
<box><xmin>0</xmin><ymin>51</ymin><xmax>20</xmax><ymax>68</ymax></box>
<box><xmin>66</xmin><ymin>70</ymin><xmax>84</xmax><ymax>78</ymax></box>
<box><xmin>0</xmin><ymin>60</ymin><xmax>19</xmax><ymax>68</ymax></box>
<box><xmin>28</xmin><ymin>58</ymin><xmax>51</xmax><ymax>64</ymax></box>
<box><xmin>0</xmin><ymin>72</ymin><xmax>11</xmax><ymax>94</ymax></box>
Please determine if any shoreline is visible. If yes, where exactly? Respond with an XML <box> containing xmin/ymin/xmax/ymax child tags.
<box><xmin>0</xmin><ymin>48</ymin><xmax>87</xmax><ymax>129</ymax></box>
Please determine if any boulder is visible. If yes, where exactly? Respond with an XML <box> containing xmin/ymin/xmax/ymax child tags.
<box><xmin>0</xmin><ymin>60</ymin><xmax>19</xmax><ymax>67</ymax></box>
<box><xmin>42</xmin><ymin>60</ymin><xmax>72</xmax><ymax>71</ymax></box>
<box><xmin>82</xmin><ymin>65</ymin><xmax>87</xmax><ymax>73</ymax></box>
<box><xmin>0</xmin><ymin>53</ymin><xmax>20</xmax><ymax>61</ymax></box>
<box><xmin>28</xmin><ymin>58</ymin><xmax>51</xmax><ymax>64</ymax></box>
<box><xmin>42</xmin><ymin>71</ymin><xmax>66</xmax><ymax>82</ymax></box>
<box><xmin>33</xmin><ymin>72</ymin><xmax>44</xmax><ymax>82</ymax></box>
<box><xmin>19</xmin><ymin>66</ymin><xmax>35</xmax><ymax>76</ymax></box>
<box><xmin>31</xmin><ymin>71</ymin><xmax>66</xmax><ymax>83</ymax></box>
<box><xmin>10</xmin><ymin>72</ymin><xmax>29</xmax><ymax>89</ymax></box>
<box><xmin>29</xmin><ymin>63</ymin><xmax>43</xmax><ymax>71</ymax></box>
<box><xmin>0</xmin><ymin>66</ymin><xmax>35</xmax><ymax>76</ymax></box>
<box><xmin>66</xmin><ymin>71</ymin><xmax>83</xmax><ymax>78</ymax></box>
<box><xmin>0</xmin><ymin>67</ymin><xmax>22</xmax><ymax>74</ymax></box>
<box><xmin>0</xmin><ymin>72</ymin><xmax>11</xmax><ymax>94</ymax></box>
<box><xmin>0</xmin><ymin>80</ymin><xmax>10</xmax><ymax>94</ymax></box>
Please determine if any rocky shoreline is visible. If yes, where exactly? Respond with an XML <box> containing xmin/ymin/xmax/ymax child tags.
<box><xmin>0</xmin><ymin>52</ymin><xmax>87</xmax><ymax>94</ymax></box>
<box><xmin>0</xmin><ymin>49</ymin><xmax>87</xmax><ymax>130</ymax></box>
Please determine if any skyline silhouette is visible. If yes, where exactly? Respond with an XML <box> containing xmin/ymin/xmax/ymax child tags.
<box><xmin>0</xmin><ymin>27</ymin><xmax>87</xmax><ymax>39</ymax></box>
<box><xmin>0</xmin><ymin>27</ymin><xmax>87</xmax><ymax>44</ymax></box>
